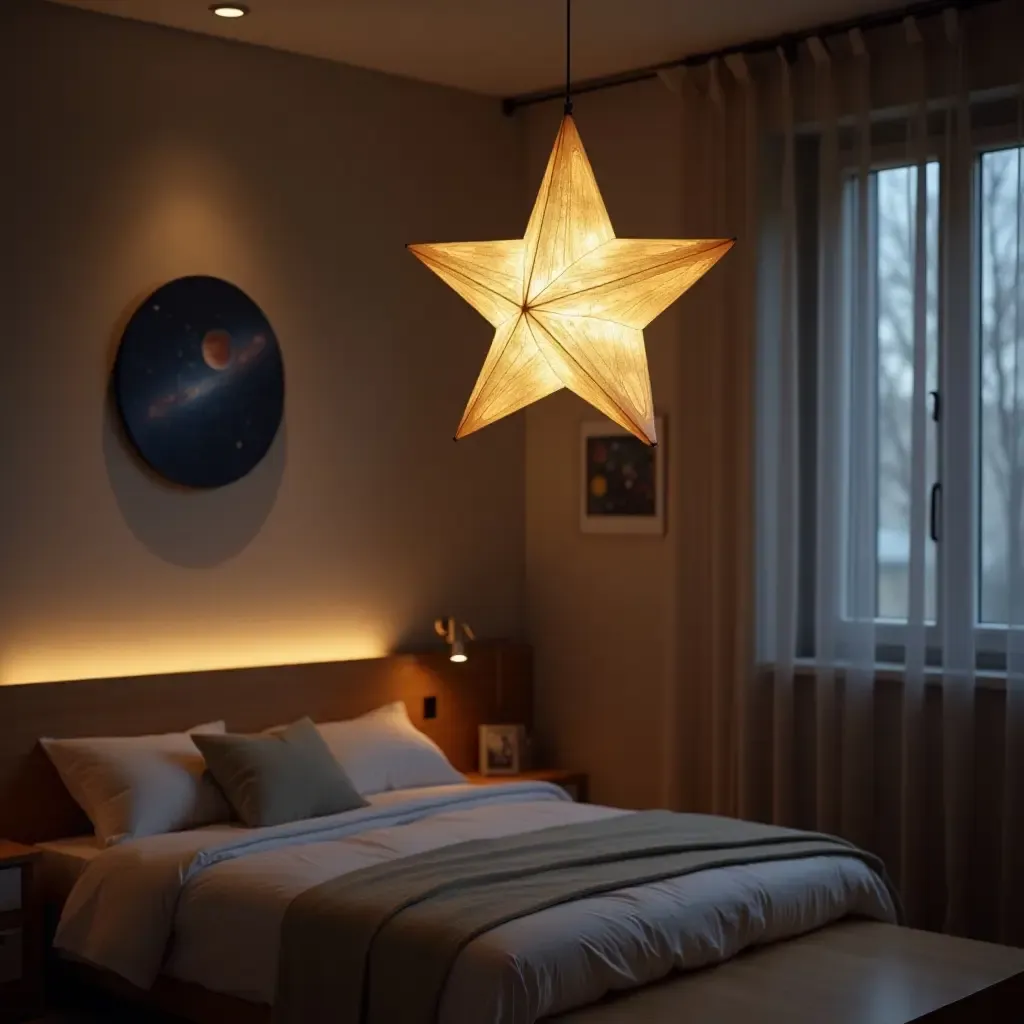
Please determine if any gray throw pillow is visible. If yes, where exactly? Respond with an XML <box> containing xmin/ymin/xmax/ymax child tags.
<box><xmin>194</xmin><ymin>718</ymin><xmax>367</xmax><ymax>828</ymax></box>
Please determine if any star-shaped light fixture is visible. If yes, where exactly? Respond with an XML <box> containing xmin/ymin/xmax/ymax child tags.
<box><xmin>407</xmin><ymin>3</ymin><xmax>734</xmax><ymax>446</ymax></box>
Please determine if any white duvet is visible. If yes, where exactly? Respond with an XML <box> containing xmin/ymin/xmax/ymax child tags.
<box><xmin>56</xmin><ymin>782</ymin><xmax>897</xmax><ymax>1023</ymax></box>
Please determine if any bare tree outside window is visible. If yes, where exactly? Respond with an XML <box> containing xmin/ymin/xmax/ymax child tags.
<box><xmin>980</xmin><ymin>146</ymin><xmax>1024</xmax><ymax>624</ymax></box>
<box><xmin>872</xmin><ymin>163</ymin><xmax>940</xmax><ymax>622</ymax></box>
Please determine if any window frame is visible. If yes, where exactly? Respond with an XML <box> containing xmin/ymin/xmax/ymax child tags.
<box><xmin>805</xmin><ymin>105</ymin><xmax>1023</xmax><ymax>666</ymax></box>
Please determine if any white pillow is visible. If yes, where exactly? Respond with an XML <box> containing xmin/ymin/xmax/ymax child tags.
<box><xmin>314</xmin><ymin>702</ymin><xmax>464</xmax><ymax>795</ymax></box>
<box><xmin>41</xmin><ymin>722</ymin><xmax>232</xmax><ymax>846</ymax></box>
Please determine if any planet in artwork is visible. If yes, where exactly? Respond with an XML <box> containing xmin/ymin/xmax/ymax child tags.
<box><xmin>113</xmin><ymin>276</ymin><xmax>285</xmax><ymax>488</ymax></box>
<box><xmin>201</xmin><ymin>329</ymin><xmax>233</xmax><ymax>371</ymax></box>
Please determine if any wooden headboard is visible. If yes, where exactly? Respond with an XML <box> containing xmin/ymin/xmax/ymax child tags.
<box><xmin>0</xmin><ymin>642</ymin><xmax>531</xmax><ymax>844</ymax></box>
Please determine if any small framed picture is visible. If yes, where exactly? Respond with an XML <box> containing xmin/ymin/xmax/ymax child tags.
<box><xmin>478</xmin><ymin>724</ymin><xmax>527</xmax><ymax>776</ymax></box>
<box><xmin>580</xmin><ymin>418</ymin><xmax>666</xmax><ymax>535</ymax></box>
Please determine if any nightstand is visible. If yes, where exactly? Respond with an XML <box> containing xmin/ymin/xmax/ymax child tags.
<box><xmin>465</xmin><ymin>769</ymin><xmax>589</xmax><ymax>802</ymax></box>
<box><xmin>0</xmin><ymin>842</ymin><xmax>42</xmax><ymax>1023</ymax></box>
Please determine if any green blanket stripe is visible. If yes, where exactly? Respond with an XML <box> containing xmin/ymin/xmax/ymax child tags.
<box><xmin>275</xmin><ymin>811</ymin><xmax>900</xmax><ymax>1024</ymax></box>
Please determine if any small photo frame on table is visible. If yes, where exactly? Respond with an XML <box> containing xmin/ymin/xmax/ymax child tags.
<box><xmin>478</xmin><ymin>724</ymin><xmax>527</xmax><ymax>776</ymax></box>
<box><xmin>580</xmin><ymin>417</ymin><xmax>665</xmax><ymax>535</ymax></box>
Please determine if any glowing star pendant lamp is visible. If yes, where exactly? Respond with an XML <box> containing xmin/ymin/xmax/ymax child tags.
<box><xmin>407</xmin><ymin>1</ymin><xmax>734</xmax><ymax>446</ymax></box>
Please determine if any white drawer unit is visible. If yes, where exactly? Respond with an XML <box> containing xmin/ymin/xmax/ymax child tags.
<box><xmin>0</xmin><ymin>868</ymin><xmax>20</xmax><ymax>914</ymax></box>
<box><xmin>0</xmin><ymin>928</ymin><xmax>21</xmax><ymax>986</ymax></box>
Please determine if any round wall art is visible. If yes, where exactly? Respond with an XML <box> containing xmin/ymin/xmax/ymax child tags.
<box><xmin>113</xmin><ymin>276</ymin><xmax>285</xmax><ymax>488</ymax></box>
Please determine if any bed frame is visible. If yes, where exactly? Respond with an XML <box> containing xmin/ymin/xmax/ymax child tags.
<box><xmin>2</xmin><ymin>646</ymin><xmax>1022</xmax><ymax>1023</ymax></box>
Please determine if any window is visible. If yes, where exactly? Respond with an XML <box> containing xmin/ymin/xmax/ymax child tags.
<box><xmin>801</xmin><ymin>116</ymin><xmax>1024</xmax><ymax>659</ymax></box>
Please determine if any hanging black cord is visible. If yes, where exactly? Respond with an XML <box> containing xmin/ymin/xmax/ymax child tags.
<box><xmin>564</xmin><ymin>0</ymin><xmax>573</xmax><ymax>115</ymax></box>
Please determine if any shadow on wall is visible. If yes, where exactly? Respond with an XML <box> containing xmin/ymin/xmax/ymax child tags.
<box><xmin>100</xmin><ymin>290</ymin><xmax>285</xmax><ymax>568</ymax></box>
<box><xmin>102</xmin><ymin>390</ymin><xmax>286</xmax><ymax>568</ymax></box>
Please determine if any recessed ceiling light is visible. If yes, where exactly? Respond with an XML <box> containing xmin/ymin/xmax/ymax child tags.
<box><xmin>210</xmin><ymin>4</ymin><xmax>249</xmax><ymax>17</ymax></box>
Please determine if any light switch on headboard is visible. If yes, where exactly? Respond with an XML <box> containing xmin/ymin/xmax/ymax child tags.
<box><xmin>423</xmin><ymin>696</ymin><xmax>437</xmax><ymax>720</ymax></box>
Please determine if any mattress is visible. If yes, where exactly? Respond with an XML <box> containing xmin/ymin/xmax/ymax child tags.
<box><xmin>54</xmin><ymin>783</ymin><xmax>898</xmax><ymax>1024</ymax></box>
<box><xmin>36</xmin><ymin>835</ymin><xmax>104</xmax><ymax>907</ymax></box>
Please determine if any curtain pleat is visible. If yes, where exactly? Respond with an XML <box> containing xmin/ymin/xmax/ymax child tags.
<box><xmin>771</xmin><ymin>47</ymin><xmax>799</xmax><ymax>828</ymax></box>
<box><xmin>939</xmin><ymin>8</ymin><xmax>976</xmax><ymax>939</ymax></box>
<box><xmin>898</xmin><ymin>15</ymin><xmax>931</xmax><ymax>927</ymax></box>
<box><xmin>811</xmin><ymin>35</ymin><xmax>841</xmax><ymax>837</ymax></box>
<box><xmin>661</xmin><ymin>64</ymin><xmax>691</xmax><ymax>814</ymax></box>
<box><xmin>707</xmin><ymin>57</ymin><xmax>730</xmax><ymax>815</ymax></box>
<box><xmin>1000</xmin><ymin>41</ymin><xmax>1024</xmax><ymax>946</ymax></box>
<box><xmin>843</xmin><ymin>28</ymin><xmax>879</xmax><ymax>855</ymax></box>
<box><xmin>731</xmin><ymin>51</ymin><xmax>758</xmax><ymax>822</ymax></box>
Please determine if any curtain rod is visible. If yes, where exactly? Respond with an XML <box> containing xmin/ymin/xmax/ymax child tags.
<box><xmin>500</xmin><ymin>0</ymin><xmax>1002</xmax><ymax>115</ymax></box>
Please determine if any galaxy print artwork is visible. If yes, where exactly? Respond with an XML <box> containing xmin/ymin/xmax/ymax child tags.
<box><xmin>580</xmin><ymin>419</ymin><xmax>665</xmax><ymax>535</ymax></box>
<box><xmin>114</xmin><ymin>276</ymin><xmax>284</xmax><ymax>488</ymax></box>
<box><xmin>586</xmin><ymin>435</ymin><xmax>656</xmax><ymax>516</ymax></box>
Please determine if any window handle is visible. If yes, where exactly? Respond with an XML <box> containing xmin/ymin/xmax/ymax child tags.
<box><xmin>930</xmin><ymin>482</ymin><xmax>942</xmax><ymax>543</ymax></box>
<box><xmin>930</xmin><ymin>390</ymin><xmax>941</xmax><ymax>422</ymax></box>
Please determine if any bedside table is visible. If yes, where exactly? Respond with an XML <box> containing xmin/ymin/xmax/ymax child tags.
<box><xmin>0</xmin><ymin>842</ymin><xmax>42</xmax><ymax>1023</ymax></box>
<box><xmin>465</xmin><ymin>769</ymin><xmax>589</xmax><ymax>802</ymax></box>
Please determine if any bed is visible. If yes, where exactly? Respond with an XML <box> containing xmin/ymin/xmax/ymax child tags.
<box><xmin>5</xmin><ymin>647</ymin><xmax>1024</xmax><ymax>1024</ymax></box>
<box><xmin>47</xmin><ymin>780</ymin><xmax>900</xmax><ymax>1019</ymax></box>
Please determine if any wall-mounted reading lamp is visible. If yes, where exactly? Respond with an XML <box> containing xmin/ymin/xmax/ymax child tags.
<box><xmin>434</xmin><ymin>617</ymin><xmax>475</xmax><ymax>663</ymax></box>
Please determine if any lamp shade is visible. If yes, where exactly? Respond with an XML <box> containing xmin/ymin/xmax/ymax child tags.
<box><xmin>409</xmin><ymin>115</ymin><xmax>734</xmax><ymax>445</ymax></box>
<box><xmin>434</xmin><ymin>617</ymin><xmax>474</xmax><ymax>662</ymax></box>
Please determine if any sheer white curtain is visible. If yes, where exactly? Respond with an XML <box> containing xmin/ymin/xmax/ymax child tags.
<box><xmin>665</xmin><ymin>0</ymin><xmax>1024</xmax><ymax>941</ymax></box>
<box><xmin>753</xmin><ymin>7</ymin><xmax>1024</xmax><ymax>937</ymax></box>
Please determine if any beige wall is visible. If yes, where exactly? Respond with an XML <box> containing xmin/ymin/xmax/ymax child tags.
<box><xmin>524</xmin><ymin>83</ymin><xmax>688</xmax><ymax>810</ymax></box>
<box><xmin>0</xmin><ymin>0</ymin><xmax>526</xmax><ymax>685</ymax></box>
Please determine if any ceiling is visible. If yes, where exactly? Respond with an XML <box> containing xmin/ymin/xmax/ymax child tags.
<box><xmin>49</xmin><ymin>0</ymin><xmax>898</xmax><ymax>98</ymax></box>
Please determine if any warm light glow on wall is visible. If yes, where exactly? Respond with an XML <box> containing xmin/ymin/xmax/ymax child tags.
<box><xmin>409</xmin><ymin>114</ymin><xmax>734</xmax><ymax>446</ymax></box>
<box><xmin>0</xmin><ymin>628</ymin><xmax>390</xmax><ymax>687</ymax></box>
